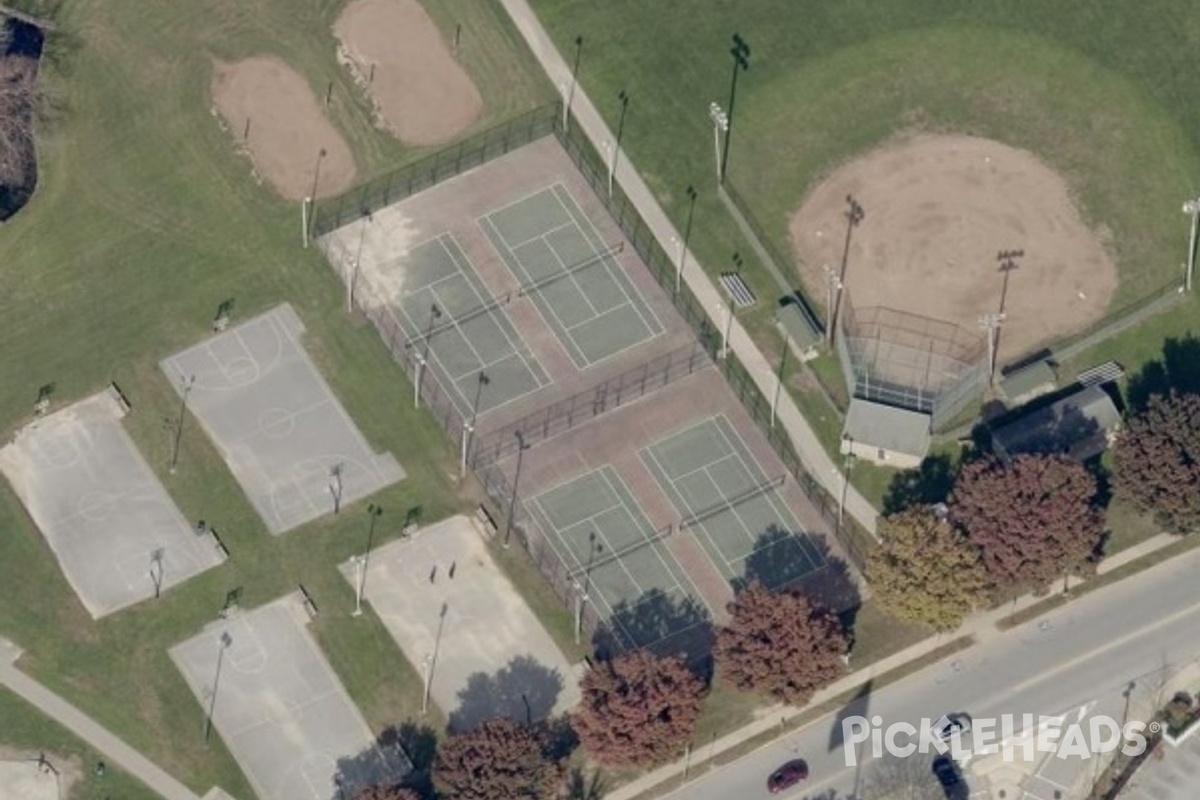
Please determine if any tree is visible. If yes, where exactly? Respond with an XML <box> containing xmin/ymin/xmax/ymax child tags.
<box><xmin>950</xmin><ymin>454</ymin><xmax>1103</xmax><ymax>594</ymax></box>
<box><xmin>1113</xmin><ymin>391</ymin><xmax>1200</xmax><ymax>535</ymax></box>
<box><xmin>353</xmin><ymin>787</ymin><xmax>420</xmax><ymax>800</ymax></box>
<box><xmin>713</xmin><ymin>582</ymin><xmax>848</xmax><ymax>706</ymax></box>
<box><xmin>432</xmin><ymin>717</ymin><xmax>563</xmax><ymax>800</ymax></box>
<box><xmin>867</xmin><ymin>507</ymin><xmax>992</xmax><ymax>631</ymax></box>
<box><xmin>571</xmin><ymin>649</ymin><xmax>704</xmax><ymax>768</ymax></box>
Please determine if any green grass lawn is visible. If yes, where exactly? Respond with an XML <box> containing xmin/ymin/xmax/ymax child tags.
<box><xmin>0</xmin><ymin>688</ymin><xmax>161</xmax><ymax>800</ymax></box>
<box><xmin>528</xmin><ymin>0</ymin><xmax>1200</xmax><ymax>512</ymax></box>
<box><xmin>0</xmin><ymin>0</ymin><xmax>549</xmax><ymax>794</ymax></box>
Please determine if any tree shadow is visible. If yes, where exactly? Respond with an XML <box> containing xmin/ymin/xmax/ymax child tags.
<box><xmin>333</xmin><ymin>722</ymin><xmax>423</xmax><ymax>799</ymax></box>
<box><xmin>882</xmin><ymin>453</ymin><xmax>957</xmax><ymax>515</ymax></box>
<box><xmin>592</xmin><ymin>587</ymin><xmax>715</xmax><ymax>673</ymax></box>
<box><xmin>563</xmin><ymin>764</ymin><xmax>608</xmax><ymax>800</ymax></box>
<box><xmin>1126</xmin><ymin>334</ymin><xmax>1200</xmax><ymax>411</ymax></box>
<box><xmin>447</xmin><ymin>654</ymin><xmax>565</xmax><ymax>734</ymax></box>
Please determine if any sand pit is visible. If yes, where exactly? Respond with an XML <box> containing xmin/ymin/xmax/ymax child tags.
<box><xmin>334</xmin><ymin>0</ymin><xmax>483</xmax><ymax>147</ymax></box>
<box><xmin>211</xmin><ymin>56</ymin><xmax>356</xmax><ymax>200</ymax></box>
<box><xmin>789</xmin><ymin>134</ymin><xmax>1119</xmax><ymax>362</ymax></box>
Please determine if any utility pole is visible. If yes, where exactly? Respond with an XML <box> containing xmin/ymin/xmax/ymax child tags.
<box><xmin>677</xmin><ymin>185</ymin><xmax>698</xmax><ymax>294</ymax></box>
<box><xmin>708</xmin><ymin>102</ymin><xmax>729</xmax><ymax>183</ymax></box>
<box><xmin>831</xmin><ymin>196</ymin><xmax>864</xmax><ymax>339</ymax></box>
<box><xmin>504</xmin><ymin>431</ymin><xmax>529</xmax><ymax>548</ymax></box>
<box><xmin>460</xmin><ymin>371</ymin><xmax>489</xmax><ymax>477</ymax></box>
<box><xmin>609</xmin><ymin>90</ymin><xmax>629</xmax><ymax>198</ymax></box>
<box><xmin>823</xmin><ymin>264</ymin><xmax>843</xmax><ymax>347</ymax></box>
<box><xmin>564</xmin><ymin>35</ymin><xmax>583</xmax><ymax>132</ymax></box>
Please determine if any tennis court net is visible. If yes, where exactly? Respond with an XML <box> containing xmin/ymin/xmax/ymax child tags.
<box><xmin>678</xmin><ymin>473</ymin><xmax>787</xmax><ymax>532</ymax></box>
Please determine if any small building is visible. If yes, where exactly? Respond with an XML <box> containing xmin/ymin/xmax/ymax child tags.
<box><xmin>774</xmin><ymin>298</ymin><xmax>821</xmax><ymax>362</ymax></box>
<box><xmin>999</xmin><ymin>359</ymin><xmax>1058</xmax><ymax>406</ymax></box>
<box><xmin>990</xmin><ymin>384</ymin><xmax>1121</xmax><ymax>462</ymax></box>
<box><xmin>842</xmin><ymin>399</ymin><xmax>932</xmax><ymax>469</ymax></box>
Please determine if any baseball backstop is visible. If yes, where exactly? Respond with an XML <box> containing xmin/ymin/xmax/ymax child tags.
<box><xmin>835</xmin><ymin>293</ymin><xmax>987</xmax><ymax>431</ymax></box>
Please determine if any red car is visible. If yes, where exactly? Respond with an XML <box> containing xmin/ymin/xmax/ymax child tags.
<box><xmin>767</xmin><ymin>759</ymin><xmax>809</xmax><ymax>793</ymax></box>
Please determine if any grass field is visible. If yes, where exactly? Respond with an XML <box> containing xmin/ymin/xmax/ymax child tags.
<box><xmin>0</xmin><ymin>0</ymin><xmax>548</xmax><ymax>794</ymax></box>
<box><xmin>529</xmin><ymin>0</ymin><xmax>1200</xmax><ymax>512</ymax></box>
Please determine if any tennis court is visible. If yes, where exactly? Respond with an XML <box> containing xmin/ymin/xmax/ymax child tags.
<box><xmin>528</xmin><ymin>466</ymin><xmax>705</xmax><ymax>648</ymax></box>
<box><xmin>641</xmin><ymin>415</ymin><xmax>825</xmax><ymax>587</ymax></box>
<box><xmin>392</xmin><ymin>234</ymin><xmax>550</xmax><ymax>416</ymax></box>
<box><xmin>480</xmin><ymin>184</ymin><xmax>662</xmax><ymax>368</ymax></box>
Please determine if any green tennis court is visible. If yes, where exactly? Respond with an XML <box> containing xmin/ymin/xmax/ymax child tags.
<box><xmin>480</xmin><ymin>184</ymin><xmax>663</xmax><ymax>369</ymax></box>
<box><xmin>392</xmin><ymin>233</ymin><xmax>549</xmax><ymax>416</ymax></box>
<box><xmin>528</xmin><ymin>466</ymin><xmax>705</xmax><ymax>649</ymax></box>
<box><xmin>641</xmin><ymin>415</ymin><xmax>825</xmax><ymax>588</ymax></box>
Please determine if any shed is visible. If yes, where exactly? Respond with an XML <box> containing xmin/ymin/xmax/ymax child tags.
<box><xmin>842</xmin><ymin>399</ymin><xmax>932</xmax><ymax>469</ymax></box>
<box><xmin>774</xmin><ymin>300</ymin><xmax>821</xmax><ymax>362</ymax></box>
<box><xmin>991</xmin><ymin>384</ymin><xmax>1121</xmax><ymax>461</ymax></box>
<box><xmin>999</xmin><ymin>360</ymin><xmax>1057</xmax><ymax>405</ymax></box>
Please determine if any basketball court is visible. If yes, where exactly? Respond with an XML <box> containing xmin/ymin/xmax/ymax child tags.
<box><xmin>160</xmin><ymin>303</ymin><xmax>405</xmax><ymax>534</ymax></box>
<box><xmin>170</xmin><ymin>593</ymin><xmax>409</xmax><ymax>800</ymax></box>
<box><xmin>0</xmin><ymin>387</ymin><xmax>226</xmax><ymax>618</ymax></box>
<box><xmin>343</xmin><ymin>515</ymin><xmax>580</xmax><ymax>731</ymax></box>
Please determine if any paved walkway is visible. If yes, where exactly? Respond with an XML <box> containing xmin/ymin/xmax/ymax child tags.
<box><xmin>0</xmin><ymin>637</ymin><xmax>203</xmax><ymax>800</ymax></box>
<box><xmin>497</xmin><ymin>0</ymin><xmax>878</xmax><ymax>536</ymax></box>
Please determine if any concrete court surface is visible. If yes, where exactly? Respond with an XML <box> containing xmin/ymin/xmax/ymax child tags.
<box><xmin>343</xmin><ymin>515</ymin><xmax>582</xmax><ymax>731</ymax></box>
<box><xmin>170</xmin><ymin>594</ymin><xmax>408</xmax><ymax>800</ymax></box>
<box><xmin>0</xmin><ymin>387</ymin><xmax>226</xmax><ymax>618</ymax></box>
<box><xmin>160</xmin><ymin>303</ymin><xmax>405</xmax><ymax>535</ymax></box>
<box><xmin>0</xmin><ymin>759</ymin><xmax>59</xmax><ymax>800</ymax></box>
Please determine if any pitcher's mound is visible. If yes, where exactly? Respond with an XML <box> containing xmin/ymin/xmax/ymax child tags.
<box><xmin>789</xmin><ymin>133</ymin><xmax>1118</xmax><ymax>362</ymax></box>
<box><xmin>212</xmin><ymin>56</ymin><xmax>356</xmax><ymax>200</ymax></box>
<box><xmin>335</xmin><ymin>0</ymin><xmax>483</xmax><ymax>147</ymax></box>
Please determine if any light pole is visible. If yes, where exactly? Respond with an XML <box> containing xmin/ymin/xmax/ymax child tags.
<box><xmin>349</xmin><ymin>210</ymin><xmax>371</xmax><ymax>313</ymax></box>
<box><xmin>708</xmin><ymin>102</ymin><xmax>729</xmax><ymax>183</ymax></box>
<box><xmin>565</xmin><ymin>35</ymin><xmax>583</xmax><ymax>132</ymax></box>
<box><xmin>839</xmin><ymin>434</ymin><xmax>857</xmax><ymax>529</ymax></box>
<box><xmin>609</xmin><ymin>90</ymin><xmax>629</xmax><ymax>198</ymax></box>
<box><xmin>979</xmin><ymin>312</ymin><xmax>1006</xmax><ymax>386</ymax></box>
<box><xmin>996</xmin><ymin>249</ymin><xmax>1023</xmax><ymax>316</ymax></box>
<box><xmin>677</xmin><ymin>185</ymin><xmax>698</xmax><ymax>294</ymax></box>
<box><xmin>830</xmin><ymin>196</ymin><xmax>864</xmax><ymax>339</ymax></box>
<box><xmin>823</xmin><ymin>264</ymin><xmax>843</xmax><ymax>347</ymax></box>
<box><xmin>716</xmin><ymin>300</ymin><xmax>733</xmax><ymax>359</ymax></box>
<box><xmin>204</xmin><ymin>631</ymin><xmax>232</xmax><ymax>744</ymax></box>
<box><xmin>1183</xmin><ymin>197</ymin><xmax>1200</xmax><ymax>292</ymax></box>
<box><xmin>307</xmin><ymin>147</ymin><xmax>327</xmax><ymax>241</ymax></box>
<box><xmin>421</xmin><ymin>653</ymin><xmax>432</xmax><ymax>715</ymax></box>
<box><xmin>169</xmin><ymin>374</ymin><xmax>196</xmax><ymax>474</ymax></box>
<box><xmin>571</xmin><ymin>577</ymin><xmax>588</xmax><ymax>645</ymax></box>
<box><xmin>460</xmin><ymin>371</ymin><xmax>489</xmax><ymax>476</ymax></box>
<box><xmin>504</xmin><ymin>431</ymin><xmax>529</xmax><ymax>548</ymax></box>
<box><xmin>415</xmin><ymin>304</ymin><xmax>441</xmax><ymax>409</ymax></box>
<box><xmin>719</xmin><ymin>34</ymin><xmax>750</xmax><ymax>184</ymax></box>
<box><xmin>353</xmin><ymin>503</ymin><xmax>382</xmax><ymax>616</ymax></box>
<box><xmin>772</xmin><ymin>332</ymin><xmax>789</xmax><ymax>428</ymax></box>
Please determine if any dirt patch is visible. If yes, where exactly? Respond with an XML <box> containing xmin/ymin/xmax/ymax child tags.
<box><xmin>210</xmin><ymin>56</ymin><xmax>355</xmax><ymax>200</ymax></box>
<box><xmin>789</xmin><ymin>133</ymin><xmax>1119</xmax><ymax>363</ymax></box>
<box><xmin>334</xmin><ymin>0</ymin><xmax>482</xmax><ymax>147</ymax></box>
<box><xmin>0</xmin><ymin>17</ymin><xmax>44</xmax><ymax>221</ymax></box>
<box><xmin>0</xmin><ymin>746</ymin><xmax>80</xmax><ymax>800</ymax></box>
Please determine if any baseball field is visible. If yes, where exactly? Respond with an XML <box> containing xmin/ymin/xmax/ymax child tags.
<box><xmin>528</xmin><ymin>0</ymin><xmax>1200</xmax><ymax>493</ymax></box>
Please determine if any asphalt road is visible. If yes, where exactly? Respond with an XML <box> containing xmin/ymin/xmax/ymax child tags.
<box><xmin>665</xmin><ymin>546</ymin><xmax>1200</xmax><ymax>800</ymax></box>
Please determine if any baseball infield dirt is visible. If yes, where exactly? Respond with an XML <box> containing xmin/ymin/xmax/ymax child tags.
<box><xmin>334</xmin><ymin>0</ymin><xmax>483</xmax><ymax>147</ymax></box>
<box><xmin>789</xmin><ymin>133</ymin><xmax>1119</xmax><ymax>363</ymax></box>
<box><xmin>211</xmin><ymin>56</ymin><xmax>356</xmax><ymax>201</ymax></box>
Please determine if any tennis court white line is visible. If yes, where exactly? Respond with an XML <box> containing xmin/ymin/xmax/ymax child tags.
<box><xmin>438</xmin><ymin>234</ymin><xmax>548</xmax><ymax>389</ymax></box>
<box><xmin>473</xmin><ymin>184</ymin><xmax>574</xmax><ymax>246</ymax></box>
<box><xmin>550</xmin><ymin>183</ymin><xmax>665</xmax><ymax>336</ymax></box>
<box><xmin>711</xmin><ymin>416</ymin><xmax>798</xmax><ymax>535</ymax></box>
<box><xmin>602</xmin><ymin>467</ymin><xmax>709</xmax><ymax>612</ymax></box>
<box><xmin>501</xmin><ymin>219</ymin><xmax>578</xmax><ymax>252</ymax></box>
<box><xmin>641</xmin><ymin>442</ymin><xmax>744</xmax><ymax>575</ymax></box>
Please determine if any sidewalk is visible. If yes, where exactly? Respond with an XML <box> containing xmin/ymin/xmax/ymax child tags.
<box><xmin>598</xmin><ymin>531</ymin><xmax>1181</xmax><ymax>800</ymax></box>
<box><xmin>497</xmin><ymin>0</ymin><xmax>877</xmax><ymax>536</ymax></box>
<box><xmin>0</xmin><ymin>637</ymin><xmax>203</xmax><ymax>800</ymax></box>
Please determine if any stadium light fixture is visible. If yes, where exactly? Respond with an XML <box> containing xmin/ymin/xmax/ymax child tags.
<box><xmin>719</xmin><ymin>34</ymin><xmax>750</xmax><ymax>184</ymax></box>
